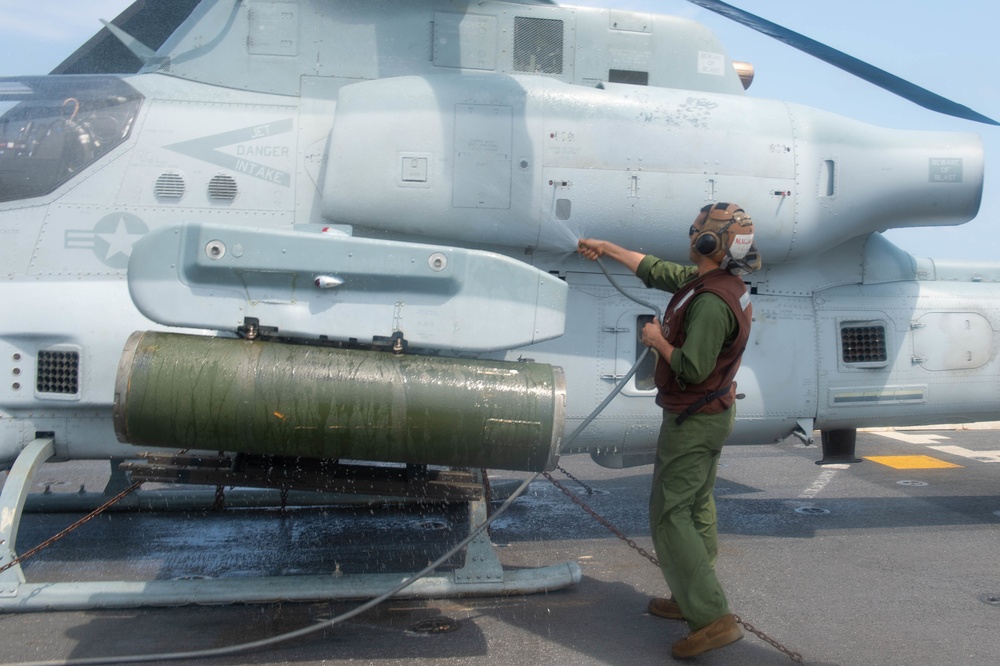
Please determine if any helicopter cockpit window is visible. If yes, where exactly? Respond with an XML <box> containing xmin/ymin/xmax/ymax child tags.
<box><xmin>0</xmin><ymin>76</ymin><xmax>143</xmax><ymax>203</ymax></box>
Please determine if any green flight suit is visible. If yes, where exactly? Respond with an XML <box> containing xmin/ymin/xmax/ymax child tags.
<box><xmin>637</xmin><ymin>255</ymin><xmax>739</xmax><ymax>631</ymax></box>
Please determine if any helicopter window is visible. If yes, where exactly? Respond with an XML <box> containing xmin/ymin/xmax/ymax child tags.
<box><xmin>840</xmin><ymin>323</ymin><xmax>888</xmax><ymax>364</ymax></box>
<box><xmin>609</xmin><ymin>69</ymin><xmax>649</xmax><ymax>86</ymax></box>
<box><xmin>0</xmin><ymin>76</ymin><xmax>143</xmax><ymax>203</ymax></box>
<box><xmin>513</xmin><ymin>17</ymin><xmax>564</xmax><ymax>74</ymax></box>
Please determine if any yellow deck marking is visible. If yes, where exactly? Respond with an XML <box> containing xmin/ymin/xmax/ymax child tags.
<box><xmin>864</xmin><ymin>455</ymin><xmax>962</xmax><ymax>469</ymax></box>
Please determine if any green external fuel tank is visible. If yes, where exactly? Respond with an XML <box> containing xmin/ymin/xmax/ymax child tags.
<box><xmin>113</xmin><ymin>331</ymin><xmax>565</xmax><ymax>472</ymax></box>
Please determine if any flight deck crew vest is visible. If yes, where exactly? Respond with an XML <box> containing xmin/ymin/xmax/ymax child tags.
<box><xmin>655</xmin><ymin>269</ymin><xmax>752</xmax><ymax>420</ymax></box>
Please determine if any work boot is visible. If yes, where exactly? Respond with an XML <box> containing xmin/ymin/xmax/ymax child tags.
<box><xmin>647</xmin><ymin>596</ymin><xmax>685</xmax><ymax>620</ymax></box>
<box><xmin>671</xmin><ymin>613</ymin><xmax>743</xmax><ymax>659</ymax></box>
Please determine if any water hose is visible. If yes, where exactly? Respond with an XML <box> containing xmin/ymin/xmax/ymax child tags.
<box><xmin>8</xmin><ymin>258</ymin><xmax>661</xmax><ymax>666</ymax></box>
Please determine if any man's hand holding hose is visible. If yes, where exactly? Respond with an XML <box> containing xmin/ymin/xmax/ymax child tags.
<box><xmin>577</xmin><ymin>238</ymin><xmax>674</xmax><ymax>363</ymax></box>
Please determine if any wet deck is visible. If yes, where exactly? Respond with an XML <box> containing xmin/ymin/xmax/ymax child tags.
<box><xmin>2</xmin><ymin>428</ymin><xmax>999</xmax><ymax>666</ymax></box>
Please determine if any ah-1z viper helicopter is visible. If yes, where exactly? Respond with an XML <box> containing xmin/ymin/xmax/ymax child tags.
<box><xmin>0</xmin><ymin>0</ymin><xmax>997</xmax><ymax>610</ymax></box>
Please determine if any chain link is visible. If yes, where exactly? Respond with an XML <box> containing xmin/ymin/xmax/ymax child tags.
<box><xmin>544</xmin><ymin>470</ymin><xmax>804</xmax><ymax>664</ymax></box>
<box><xmin>0</xmin><ymin>480</ymin><xmax>143</xmax><ymax>576</ymax></box>
<box><xmin>733</xmin><ymin>614</ymin><xmax>805</xmax><ymax>663</ymax></box>
<box><xmin>555</xmin><ymin>464</ymin><xmax>595</xmax><ymax>495</ymax></box>
<box><xmin>543</xmin><ymin>471</ymin><xmax>659</xmax><ymax>568</ymax></box>
<box><xmin>480</xmin><ymin>468</ymin><xmax>494</xmax><ymax>536</ymax></box>
<box><xmin>481</xmin><ymin>468</ymin><xmax>493</xmax><ymax>509</ymax></box>
<box><xmin>4</xmin><ymin>466</ymin><xmax>805</xmax><ymax>665</ymax></box>
<box><xmin>213</xmin><ymin>484</ymin><xmax>226</xmax><ymax>511</ymax></box>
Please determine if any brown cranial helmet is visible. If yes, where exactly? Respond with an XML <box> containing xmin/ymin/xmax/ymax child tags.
<box><xmin>690</xmin><ymin>202</ymin><xmax>762</xmax><ymax>275</ymax></box>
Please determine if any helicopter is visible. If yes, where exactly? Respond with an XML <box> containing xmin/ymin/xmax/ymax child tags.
<box><xmin>0</xmin><ymin>0</ymin><xmax>997</xmax><ymax>611</ymax></box>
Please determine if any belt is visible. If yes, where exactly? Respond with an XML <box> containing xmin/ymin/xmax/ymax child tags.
<box><xmin>674</xmin><ymin>384</ymin><xmax>733</xmax><ymax>426</ymax></box>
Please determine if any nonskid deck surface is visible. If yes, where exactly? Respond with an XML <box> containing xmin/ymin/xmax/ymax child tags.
<box><xmin>2</xmin><ymin>428</ymin><xmax>999</xmax><ymax>666</ymax></box>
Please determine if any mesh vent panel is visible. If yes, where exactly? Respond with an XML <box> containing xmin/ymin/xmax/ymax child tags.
<box><xmin>209</xmin><ymin>174</ymin><xmax>238</xmax><ymax>201</ymax></box>
<box><xmin>513</xmin><ymin>17</ymin><xmax>563</xmax><ymax>74</ymax></box>
<box><xmin>841</xmin><ymin>325</ymin><xmax>887</xmax><ymax>363</ymax></box>
<box><xmin>154</xmin><ymin>172</ymin><xmax>185</xmax><ymax>200</ymax></box>
<box><xmin>36</xmin><ymin>350</ymin><xmax>80</xmax><ymax>394</ymax></box>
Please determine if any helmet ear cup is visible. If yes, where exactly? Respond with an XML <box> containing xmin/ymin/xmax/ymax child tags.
<box><xmin>691</xmin><ymin>202</ymin><xmax>739</xmax><ymax>260</ymax></box>
<box><xmin>694</xmin><ymin>231</ymin><xmax>720</xmax><ymax>256</ymax></box>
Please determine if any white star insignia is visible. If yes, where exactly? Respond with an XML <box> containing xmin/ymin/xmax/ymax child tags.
<box><xmin>96</xmin><ymin>216</ymin><xmax>144</xmax><ymax>262</ymax></box>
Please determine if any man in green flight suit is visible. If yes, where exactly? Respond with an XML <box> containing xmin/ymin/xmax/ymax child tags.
<box><xmin>577</xmin><ymin>202</ymin><xmax>760</xmax><ymax>659</ymax></box>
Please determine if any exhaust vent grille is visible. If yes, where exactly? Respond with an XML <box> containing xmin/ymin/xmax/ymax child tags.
<box><xmin>154</xmin><ymin>172</ymin><xmax>185</xmax><ymax>200</ymax></box>
<box><xmin>841</xmin><ymin>324</ymin><xmax>887</xmax><ymax>364</ymax></box>
<box><xmin>208</xmin><ymin>174</ymin><xmax>238</xmax><ymax>201</ymax></box>
<box><xmin>36</xmin><ymin>350</ymin><xmax>80</xmax><ymax>395</ymax></box>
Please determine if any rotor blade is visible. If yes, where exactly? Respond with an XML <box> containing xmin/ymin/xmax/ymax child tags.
<box><xmin>685</xmin><ymin>0</ymin><xmax>999</xmax><ymax>126</ymax></box>
<box><xmin>51</xmin><ymin>0</ymin><xmax>201</xmax><ymax>75</ymax></box>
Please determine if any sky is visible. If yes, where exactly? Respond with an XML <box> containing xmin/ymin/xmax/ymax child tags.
<box><xmin>1</xmin><ymin>0</ymin><xmax>997</xmax><ymax>261</ymax></box>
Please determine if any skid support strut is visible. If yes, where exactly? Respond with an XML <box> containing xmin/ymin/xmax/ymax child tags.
<box><xmin>0</xmin><ymin>447</ymin><xmax>580</xmax><ymax>612</ymax></box>
<box><xmin>0</xmin><ymin>437</ymin><xmax>55</xmax><ymax>597</ymax></box>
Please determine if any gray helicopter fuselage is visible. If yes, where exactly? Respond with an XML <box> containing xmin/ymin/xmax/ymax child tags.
<box><xmin>1</xmin><ymin>0</ymin><xmax>997</xmax><ymax>469</ymax></box>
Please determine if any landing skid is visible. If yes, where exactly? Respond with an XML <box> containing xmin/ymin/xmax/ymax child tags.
<box><xmin>0</xmin><ymin>439</ymin><xmax>580</xmax><ymax>612</ymax></box>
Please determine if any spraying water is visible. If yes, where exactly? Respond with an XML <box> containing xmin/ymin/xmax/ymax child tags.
<box><xmin>536</xmin><ymin>182</ymin><xmax>586</xmax><ymax>256</ymax></box>
<box><xmin>537</xmin><ymin>215</ymin><xmax>583</xmax><ymax>255</ymax></box>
